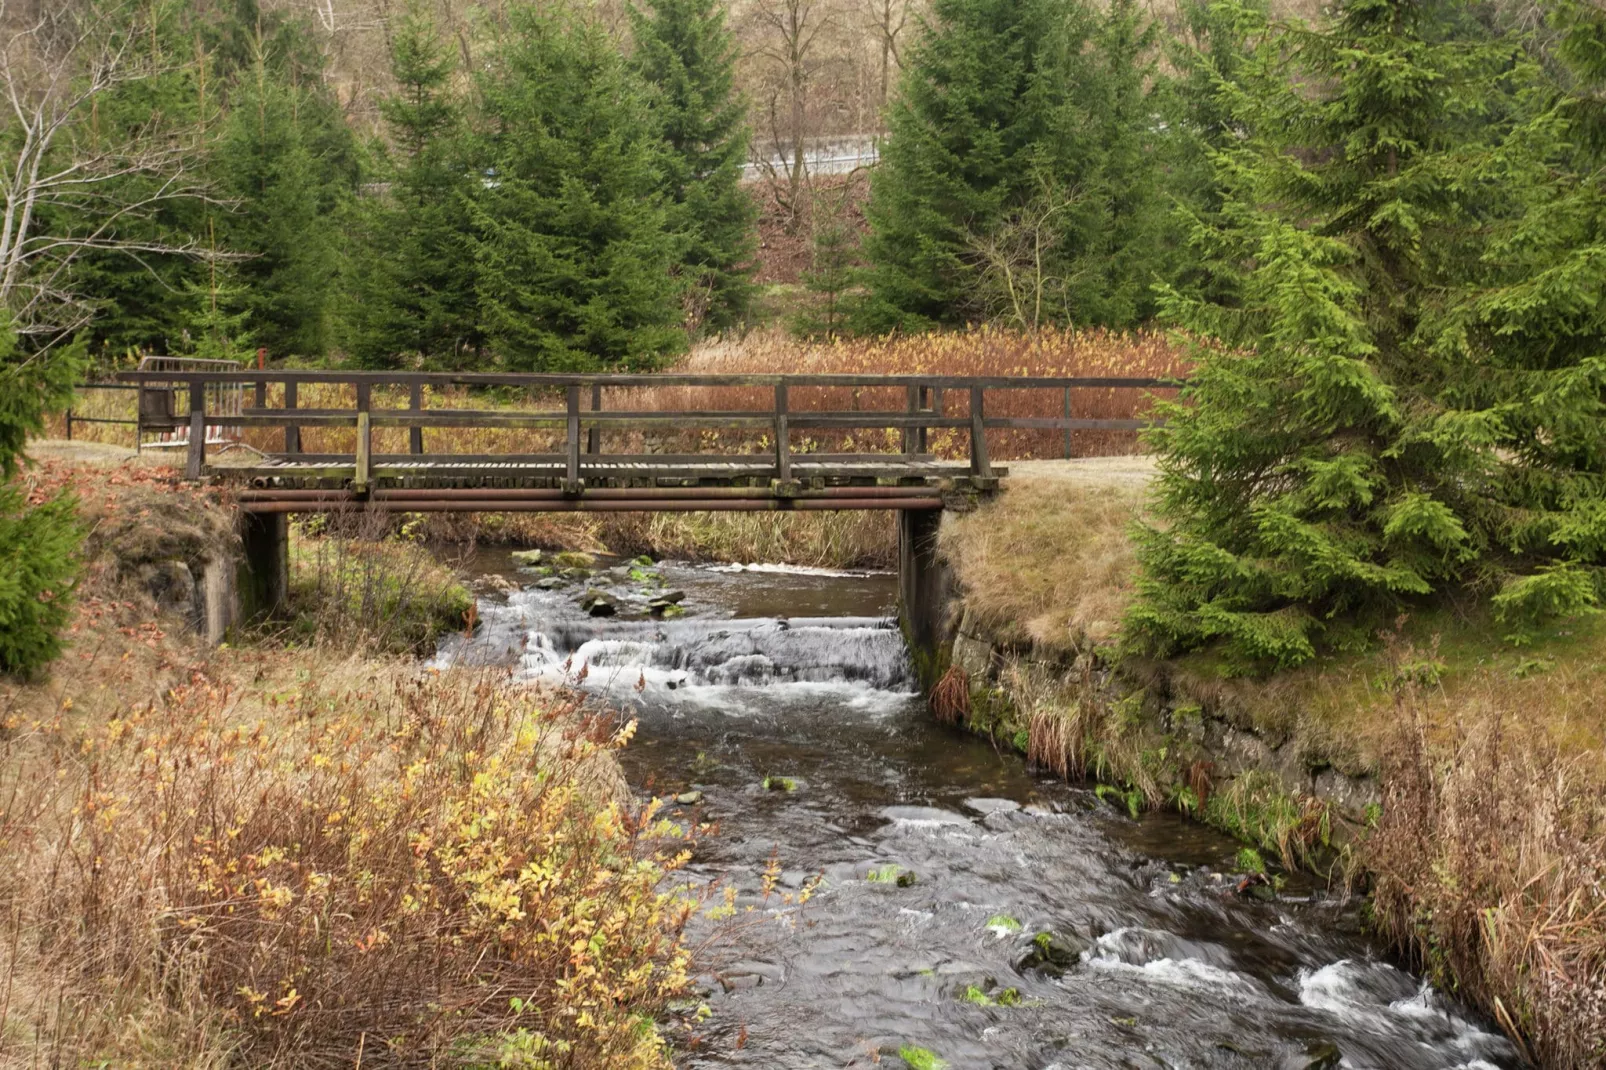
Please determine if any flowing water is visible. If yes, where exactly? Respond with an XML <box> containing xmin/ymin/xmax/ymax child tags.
<box><xmin>436</xmin><ymin>552</ymin><xmax>1520</xmax><ymax>1070</ymax></box>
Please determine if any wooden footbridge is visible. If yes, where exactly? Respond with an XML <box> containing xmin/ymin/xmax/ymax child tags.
<box><xmin>117</xmin><ymin>369</ymin><xmax>1168</xmax><ymax>508</ymax></box>
<box><xmin>116</xmin><ymin>368</ymin><xmax>1170</xmax><ymax>671</ymax></box>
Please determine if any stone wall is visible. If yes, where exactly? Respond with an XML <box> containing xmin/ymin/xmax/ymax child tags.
<box><xmin>943</xmin><ymin>599</ymin><xmax>1380</xmax><ymax>854</ymax></box>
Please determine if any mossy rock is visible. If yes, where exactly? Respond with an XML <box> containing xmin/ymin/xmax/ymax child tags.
<box><xmin>553</xmin><ymin>551</ymin><xmax>597</xmax><ymax>569</ymax></box>
<box><xmin>1016</xmin><ymin>930</ymin><xmax>1089</xmax><ymax>976</ymax></box>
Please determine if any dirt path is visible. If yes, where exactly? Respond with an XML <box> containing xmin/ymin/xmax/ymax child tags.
<box><xmin>1004</xmin><ymin>454</ymin><xmax>1157</xmax><ymax>490</ymax></box>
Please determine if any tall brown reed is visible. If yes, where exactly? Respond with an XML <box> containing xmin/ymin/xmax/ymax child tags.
<box><xmin>1368</xmin><ymin>688</ymin><xmax>1606</xmax><ymax>1068</ymax></box>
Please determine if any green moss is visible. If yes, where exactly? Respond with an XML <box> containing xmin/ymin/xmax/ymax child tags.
<box><xmin>1235</xmin><ymin>847</ymin><xmax>1266</xmax><ymax>875</ymax></box>
<box><xmin>866</xmin><ymin>863</ymin><xmax>916</xmax><ymax>886</ymax></box>
<box><xmin>958</xmin><ymin>984</ymin><xmax>1022</xmax><ymax>1007</ymax></box>
<box><xmin>898</xmin><ymin>1044</ymin><xmax>947</xmax><ymax>1069</ymax></box>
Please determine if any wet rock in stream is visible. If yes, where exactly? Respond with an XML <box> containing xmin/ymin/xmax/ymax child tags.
<box><xmin>1017</xmin><ymin>930</ymin><xmax>1092</xmax><ymax>977</ymax></box>
<box><xmin>580</xmin><ymin>589</ymin><xmax>617</xmax><ymax>617</ymax></box>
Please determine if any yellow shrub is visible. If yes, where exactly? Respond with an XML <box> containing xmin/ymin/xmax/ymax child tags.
<box><xmin>4</xmin><ymin>675</ymin><xmax>693</xmax><ymax>1068</ymax></box>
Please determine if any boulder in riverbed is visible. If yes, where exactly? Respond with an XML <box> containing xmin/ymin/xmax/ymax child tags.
<box><xmin>580</xmin><ymin>589</ymin><xmax>617</xmax><ymax>617</ymax></box>
<box><xmin>553</xmin><ymin>550</ymin><xmax>597</xmax><ymax>569</ymax></box>
<box><xmin>1016</xmin><ymin>930</ymin><xmax>1090</xmax><ymax>976</ymax></box>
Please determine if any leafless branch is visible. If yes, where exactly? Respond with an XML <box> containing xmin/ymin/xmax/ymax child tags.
<box><xmin>0</xmin><ymin>0</ymin><xmax>219</xmax><ymax>334</ymax></box>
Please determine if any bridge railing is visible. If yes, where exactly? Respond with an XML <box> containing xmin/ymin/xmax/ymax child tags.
<box><xmin>113</xmin><ymin>370</ymin><xmax>1179</xmax><ymax>487</ymax></box>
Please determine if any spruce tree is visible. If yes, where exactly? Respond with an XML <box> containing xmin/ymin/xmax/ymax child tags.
<box><xmin>1161</xmin><ymin>0</ymin><xmax>1267</xmax><ymax>311</ymax></box>
<box><xmin>1440</xmin><ymin>0</ymin><xmax>1606</xmax><ymax>633</ymax></box>
<box><xmin>791</xmin><ymin>194</ymin><xmax>860</xmax><ymax>338</ymax></box>
<box><xmin>855</xmin><ymin>0</ymin><xmax>1080</xmax><ymax>332</ymax></box>
<box><xmin>0</xmin><ymin>324</ymin><xmax>84</xmax><ymax>677</ymax></box>
<box><xmin>1128</xmin><ymin>0</ymin><xmax>1524</xmax><ymax>671</ymax></box>
<box><xmin>473</xmin><ymin>10</ymin><xmax>684</xmax><ymax>371</ymax></box>
<box><xmin>345</xmin><ymin>1</ymin><xmax>481</xmax><ymax>369</ymax></box>
<box><xmin>57</xmin><ymin>0</ymin><xmax>213</xmax><ymax>357</ymax></box>
<box><xmin>854</xmin><ymin>0</ymin><xmax>1171</xmax><ymax>332</ymax></box>
<box><xmin>630</xmin><ymin>0</ymin><xmax>756</xmax><ymax>333</ymax></box>
<box><xmin>212</xmin><ymin>52</ymin><xmax>342</xmax><ymax>359</ymax></box>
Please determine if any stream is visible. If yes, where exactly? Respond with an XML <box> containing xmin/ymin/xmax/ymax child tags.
<box><xmin>435</xmin><ymin>551</ymin><xmax>1519</xmax><ymax>1070</ymax></box>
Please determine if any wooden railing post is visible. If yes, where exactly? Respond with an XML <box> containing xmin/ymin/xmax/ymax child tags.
<box><xmin>902</xmin><ymin>384</ymin><xmax>919</xmax><ymax>455</ymax></box>
<box><xmin>773</xmin><ymin>381</ymin><xmax>791</xmax><ymax>482</ymax></box>
<box><xmin>409</xmin><ymin>381</ymin><xmax>424</xmax><ymax>455</ymax></box>
<box><xmin>354</xmin><ymin>381</ymin><xmax>372</xmax><ymax>493</ymax></box>
<box><xmin>565</xmin><ymin>384</ymin><xmax>581</xmax><ymax>492</ymax></box>
<box><xmin>1063</xmin><ymin>386</ymin><xmax>1072</xmax><ymax>460</ymax></box>
<box><xmin>587</xmin><ymin>382</ymin><xmax>601</xmax><ymax>455</ymax></box>
<box><xmin>969</xmin><ymin>385</ymin><xmax>991</xmax><ymax>478</ymax></box>
<box><xmin>254</xmin><ymin>380</ymin><xmax>266</xmax><ymax>409</ymax></box>
<box><xmin>916</xmin><ymin>385</ymin><xmax>930</xmax><ymax>454</ymax></box>
<box><xmin>284</xmin><ymin>380</ymin><xmax>300</xmax><ymax>456</ymax></box>
<box><xmin>186</xmin><ymin>379</ymin><xmax>205</xmax><ymax>480</ymax></box>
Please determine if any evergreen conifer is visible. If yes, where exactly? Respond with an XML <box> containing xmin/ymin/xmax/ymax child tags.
<box><xmin>473</xmin><ymin>10</ymin><xmax>684</xmax><ymax>371</ymax></box>
<box><xmin>1129</xmin><ymin>0</ymin><xmax>1529</xmax><ymax>671</ymax></box>
<box><xmin>854</xmin><ymin>0</ymin><xmax>1171</xmax><ymax>332</ymax></box>
<box><xmin>630</xmin><ymin>0</ymin><xmax>756</xmax><ymax>333</ymax></box>
<box><xmin>0</xmin><ymin>324</ymin><xmax>84</xmax><ymax>677</ymax></box>
<box><xmin>209</xmin><ymin>6</ymin><xmax>356</xmax><ymax>360</ymax></box>
<box><xmin>345</xmin><ymin>1</ymin><xmax>481</xmax><ymax>369</ymax></box>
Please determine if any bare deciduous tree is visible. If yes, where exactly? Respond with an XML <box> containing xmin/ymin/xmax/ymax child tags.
<box><xmin>860</xmin><ymin>0</ymin><xmax>909</xmax><ymax>110</ymax></box>
<box><xmin>0</xmin><ymin>0</ymin><xmax>220</xmax><ymax>338</ymax></box>
<box><xmin>966</xmin><ymin>174</ymin><xmax>1084</xmax><ymax>333</ymax></box>
<box><xmin>744</xmin><ymin>0</ymin><xmax>839</xmax><ymax>229</ymax></box>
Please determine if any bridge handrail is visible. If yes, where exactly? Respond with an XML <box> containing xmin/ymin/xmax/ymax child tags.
<box><xmin>114</xmin><ymin>369</ymin><xmax>1177</xmax><ymax>390</ymax></box>
<box><xmin>113</xmin><ymin>370</ymin><xmax>1181</xmax><ymax>484</ymax></box>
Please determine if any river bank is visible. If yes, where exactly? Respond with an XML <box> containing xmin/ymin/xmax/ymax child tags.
<box><xmin>934</xmin><ymin>458</ymin><xmax>1606</xmax><ymax>1067</ymax></box>
<box><xmin>0</xmin><ymin>448</ymin><xmax>695</xmax><ymax>1067</ymax></box>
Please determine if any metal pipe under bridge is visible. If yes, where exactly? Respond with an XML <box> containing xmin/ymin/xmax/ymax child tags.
<box><xmin>116</xmin><ymin>368</ymin><xmax>1173</xmax><ymax>680</ymax></box>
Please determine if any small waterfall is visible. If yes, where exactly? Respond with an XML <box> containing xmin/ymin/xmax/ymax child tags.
<box><xmin>435</xmin><ymin>590</ymin><xmax>915</xmax><ymax>707</ymax></box>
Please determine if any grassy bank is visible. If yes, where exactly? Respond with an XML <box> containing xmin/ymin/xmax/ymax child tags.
<box><xmin>938</xmin><ymin>459</ymin><xmax>1606</xmax><ymax>1067</ymax></box>
<box><xmin>0</xmin><ymin>452</ymin><xmax>697</xmax><ymax>1067</ymax></box>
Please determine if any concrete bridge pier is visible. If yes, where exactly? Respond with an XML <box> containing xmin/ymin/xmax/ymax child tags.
<box><xmin>898</xmin><ymin>507</ymin><xmax>954</xmax><ymax>692</ymax></box>
<box><xmin>238</xmin><ymin>511</ymin><xmax>289</xmax><ymax>621</ymax></box>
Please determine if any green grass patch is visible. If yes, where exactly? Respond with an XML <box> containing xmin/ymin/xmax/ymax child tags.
<box><xmin>288</xmin><ymin>534</ymin><xmax>473</xmax><ymax>655</ymax></box>
<box><xmin>897</xmin><ymin>1045</ymin><xmax>947</xmax><ymax>1070</ymax></box>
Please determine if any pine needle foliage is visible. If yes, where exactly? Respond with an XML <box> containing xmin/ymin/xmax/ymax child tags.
<box><xmin>854</xmin><ymin>0</ymin><xmax>1173</xmax><ymax>333</ymax></box>
<box><xmin>1128</xmin><ymin>0</ymin><xmax>1555</xmax><ymax>672</ymax></box>
<box><xmin>0</xmin><ymin>323</ymin><xmax>84</xmax><ymax>678</ymax></box>
<box><xmin>344</xmin><ymin>1</ymin><xmax>482</xmax><ymax>370</ymax></box>
<box><xmin>630</xmin><ymin>0</ymin><xmax>757</xmax><ymax>334</ymax></box>
<box><xmin>473</xmin><ymin>9</ymin><xmax>685</xmax><ymax>371</ymax></box>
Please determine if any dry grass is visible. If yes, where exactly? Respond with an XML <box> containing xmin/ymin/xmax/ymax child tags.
<box><xmin>592</xmin><ymin>508</ymin><xmax>895</xmax><ymax>569</ymax></box>
<box><xmin>940</xmin><ymin>458</ymin><xmax>1152</xmax><ymax>653</ymax></box>
<box><xmin>286</xmin><ymin>513</ymin><xmax>476</xmax><ymax>655</ymax></box>
<box><xmin>615</xmin><ymin>325</ymin><xmax>1186</xmax><ymax>461</ymax></box>
<box><xmin>0</xmin><ymin>454</ymin><xmax>696</xmax><ymax>1068</ymax></box>
<box><xmin>0</xmin><ymin>656</ymin><xmax>690</xmax><ymax>1068</ymax></box>
<box><xmin>1370</xmin><ymin>683</ymin><xmax>1606</xmax><ymax>1069</ymax></box>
